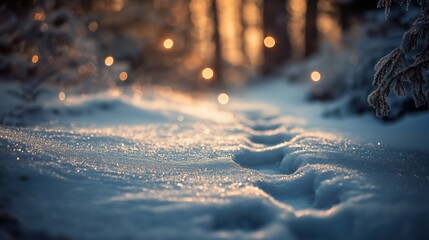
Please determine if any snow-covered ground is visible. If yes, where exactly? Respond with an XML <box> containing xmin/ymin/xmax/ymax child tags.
<box><xmin>236</xmin><ymin>80</ymin><xmax>429</xmax><ymax>154</ymax></box>
<box><xmin>1</xmin><ymin>81</ymin><xmax>429</xmax><ymax>239</ymax></box>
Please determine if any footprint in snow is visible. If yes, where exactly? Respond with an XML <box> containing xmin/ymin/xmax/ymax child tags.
<box><xmin>233</xmin><ymin>112</ymin><xmax>294</xmax><ymax>175</ymax></box>
<box><xmin>247</xmin><ymin>132</ymin><xmax>294</xmax><ymax>146</ymax></box>
<box><xmin>232</xmin><ymin>111</ymin><xmax>367</xmax><ymax>210</ymax></box>
<box><xmin>254</xmin><ymin>165</ymin><xmax>362</xmax><ymax>210</ymax></box>
<box><xmin>233</xmin><ymin>145</ymin><xmax>286</xmax><ymax>175</ymax></box>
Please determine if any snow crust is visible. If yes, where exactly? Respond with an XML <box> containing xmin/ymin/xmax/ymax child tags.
<box><xmin>1</xmin><ymin>83</ymin><xmax>429</xmax><ymax>239</ymax></box>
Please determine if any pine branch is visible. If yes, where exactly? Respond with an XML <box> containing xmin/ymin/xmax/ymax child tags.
<box><xmin>373</xmin><ymin>48</ymin><xmax>407</xmax><ymax>86</ymax></box>
<box><xmin>369</xmin><ymin>56</ymin><xmax>429</xmax><ymax>116</ymax></box>
<box><xmin>378</xmin><ymin>0</ymin><xmax>413</xmax><ymax>18</ymax></box>
<box><xmin>401</xmin><ymin>16</ymin><xmax>429</xmax><ymax>52</ymax></box>
<box><xmin>388</xmin><ymin>57</ymin><xmax>429</xmax><ymax>82</ymax></box>
<box><xmin>369</xmin><ymin>0</ymin><xmax>429</xmax><ymax>117</ymax></box>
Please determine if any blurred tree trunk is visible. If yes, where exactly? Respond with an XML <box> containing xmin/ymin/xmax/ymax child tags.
<box><xmin>304</xmin><ymin>0</ymin><xmax>318</xmax><ymax>57</ymax></box>
<box><xmin>262</xmin><ymin>0</ymin><xmax>291</xmax><ymax>75</ymax></box>
<box><xmin>211</xmin><ymin>0</ymin><xmax>223</xmax><ymax>86</ymax></box>
<box><xmin>337</xmin><ymin>3</ymin><xmax>350</xmax><ymax>32</ymax></box>
<box><xmin>183</xmin><ymin>0</ymin><xmax>194</xmax><ymax>54</ymax></box>
<box><xmin>239</xmin><ymin>0</ymin><xmax>250</xmax><ymax>68</ymax></box>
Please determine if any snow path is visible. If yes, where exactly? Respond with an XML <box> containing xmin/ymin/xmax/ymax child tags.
<box><xmin>235</xmin><ymin>80</ymin><xmax>429</xmax><ymax>154</ymax></box>
<box><xmin>1</xmin><ymin>90</ymin><xmax>429</xmax><ymax>239</ymax></box>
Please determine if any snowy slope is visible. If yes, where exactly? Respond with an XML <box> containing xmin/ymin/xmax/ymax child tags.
<box><xmin>1</xmin><ymin>84</ymin><xmax>429</xmax><ymax>240</ymax></box>
<box><xmin>235</xmin><ymin>80</ymin><xmax>429</xmax><ymax>154</ymax></box>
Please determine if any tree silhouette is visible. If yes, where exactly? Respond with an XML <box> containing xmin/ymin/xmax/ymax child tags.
<box><xmin>262</xmin><ymin>0</ymin><xmax>291</xmax><ymax>74</ymax></box>
<box><xmin>211</xmin><ymin>0</ymin><xmax>223</xmax><ymax>86</ymax></box>
<box><xmin>304</xmin><ymin>0</ymin><xmax>318</xmax><ymax>57</ymax></box>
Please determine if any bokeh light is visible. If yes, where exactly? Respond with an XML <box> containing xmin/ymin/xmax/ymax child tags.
<box><xmin>310</xmin><ymin>71</ymin><xmax>321</xmax><ymax>82</ymax></box>
<box><xmin>119</xmin><ymin>71</ymin><xmax>128</xmax><ymax>81</ymax></box>
<box><xmin>31</xmin><ymin>55</ymin><xmax>39</xmax><ymax>64</ymax></box>
<box><xmin>202</xmin><ymin>68</ymin><xmax>214</xmax><ymax>80</ymax></box>
<box><xmin>33</xmin><ymin>9</ymin><xmax>45</xmax><ymax>21</ymax></box>
<box><xmin>58</xmin><ymin>92</ymin><xmax>66</xmax><ymax>101</ymax></box>
<box><xmin>263</xmin><ymin>36</ymin><xmax>276</xmax><ymax>48</ymax></box>
<box><xmin>112</xmin><ymin>0</ymin><xmax>125</xmax><ymax>12</ymax></box>
<box><xmin>218</xmin><ymin>93</ymin><xmax>229</xmax><ymax>104</ymax></box>
<box><xmin>88</xmin><ymin>21</ymin><xmax>98</xmax><ymax>32</ymax></box>
<box><xmin>163</xmin><ymin>38</ymin><xmax>174</xmax><ymax>49</ymax></box>
<box><xmin>105</xmin><ymin>56</ymin><xmax>114</xmax><ymax>66</ymax></box>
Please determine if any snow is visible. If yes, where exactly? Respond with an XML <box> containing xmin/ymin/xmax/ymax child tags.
<box><xmin>236</xmin><ymin>80</ymin><xmax>429</xmax><ymax>154</ymax></box>
<box><xmin>1</xmin><ymin>81</ymin><xmax>429</xmax><ymax>239</ymax></box>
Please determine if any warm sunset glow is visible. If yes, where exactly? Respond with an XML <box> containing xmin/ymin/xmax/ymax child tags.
<box><xmin>119</xmin><ymin>71</ymin><xmax>128</xmax><ymax>81</ymax></box>
<box><xmin>112</xmin><ymin>0</ymin><xmax>125</xmax><ymax>12</ymax></box>
<box><xmin>202</xmin><ymin>68</ymin><xmax>214</xmax><ymax>80</ymax></box>
<box><xmin>88</xmin><ymin>21</ymin><xmax>98</xmax><ymax>32</ymax></box>
<box><xmin>318</xmin><ymin>1</ymin><xmax>342</xmax><ymax>44</ymax></box>
<box><xmin>190</xmin><ymin>0</ymin><xmax>213</xmax><ymax>63</ymax></box>
<box><xmin>264</xmin><ymin>36</ymin><xmax>276</xmax><ymax>48</ymax></box>
<box><xmin>59</xmin><ymin>92</ymin><xmax>66</xmax><ymax>101</ymax></box>
<box><xmin>105</xmin><ymin>56</ymin><xmax>114</xmax><ymax>66</ymax></box>
<box><xmin>110</xmin><ymin>88</ymin><xmax>122</xmax><ymax>97</ymax></box>
<box><xmin>311</xmin><ymin>71</ymin><xmax>321</xmax><ymax>82</ymax></box>
<box><xmin>243</xmin><ymin>0</ymin><xmax>263</xmax><ymax>67</ymax></box>
<box><xmin>218</xmin><ymin>0</ymin><xmax>243</xmax><ymax>65</ymax></box>
<box><xmin>31</xmin><ymin>55</ymin><xmax>39</xmax><ymax>64</ymax></box>
<box><xmin>289</xmin><ymin>0</ymin><xmax>306</xmax><ymax>58</ymax></box>
<box><xmin>163</xmin><ymin>38</ymin><xmax>174</xmax><ymax>49</ymax></box>
<box><xmin>218</xmin><ymin>93</ymin><xmax>229</xmax><ymax>105</ymax></box>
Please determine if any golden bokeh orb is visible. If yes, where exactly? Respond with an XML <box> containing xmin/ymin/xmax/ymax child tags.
<box><xmin>163</xmin><ymin>38</ymin><xmax>174</xmax><ymax>49</ymax></box>
<box><xmin>218</xmin><ymin>93</ymin><xmax>229</xmax><ymax>105</ymax></box>
<box><xmin>310</xmin><ymin>71</ymin><xmax>321</xmax><ymax>82</ymax></box>
<box><xmin>264</xmin><ymin>36</ymin><xmax>276</xmax><ymax>48</ymax></box>
<box><xmin>31</xmin><ymin>55</ymin><xmax>39</xmax><ymax>64</ymax></box>
<box><xmin>202</xmin><ymin>68</ymin><xmax>214</xmax><ymax>80</ymax></box>
<box><xmin>119</xmin><ymin>71</ymin><xmax>128</xmax><ymax>81</ymax></box>
<box><xmin>105</xmin><ymin>56</ymin><xmax>114</xmax><ymax>66</ymax></box>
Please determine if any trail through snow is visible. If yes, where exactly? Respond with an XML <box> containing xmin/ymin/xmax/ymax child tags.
<box><xmin>1</xmin><ymin>83</ymin><xmax>429</xmax><ymax>240</ymax></box>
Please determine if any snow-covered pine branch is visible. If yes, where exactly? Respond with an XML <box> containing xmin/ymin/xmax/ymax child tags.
<box><xmin>368</xmin><ymin>0</ymin><xmax>429</xmax><ymax>117</ymax></box>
